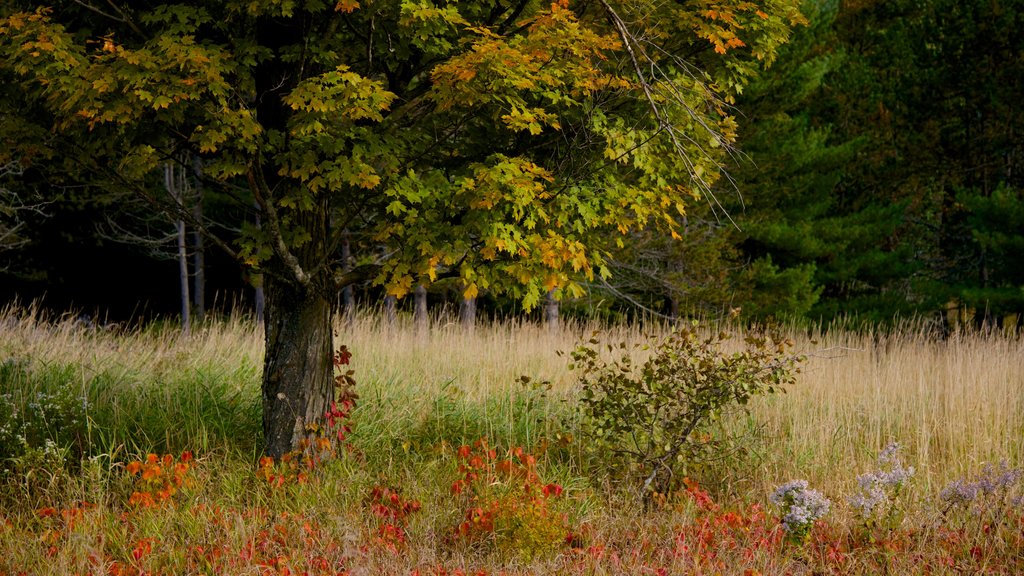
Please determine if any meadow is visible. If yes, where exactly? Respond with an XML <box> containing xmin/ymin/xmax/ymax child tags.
<box><xmin>0</xmin><ymin>304</ymin><xmax>1022</xmax><ymax>575</ymax></box>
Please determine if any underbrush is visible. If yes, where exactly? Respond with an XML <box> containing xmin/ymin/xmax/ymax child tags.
<box><xmin>2</xmin><ymin>447</ymin><xmax>1020</xmax><ymax>575</ymax></box>
<box><xmin>1</xmin><ymin>306</ymin><xmax>1022</xmax><ymax>574</ymax></box>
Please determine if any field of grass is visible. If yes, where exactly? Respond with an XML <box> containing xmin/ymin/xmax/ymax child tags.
<box><xmin>1</xmin><ymin>304</ymin><xmax>1022</xmax><ymax>575</ymax></box>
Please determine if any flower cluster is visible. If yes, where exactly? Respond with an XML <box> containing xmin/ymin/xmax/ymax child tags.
<box><xmin>1</xmin><ymin>382</ymin><xmax>88</xmax><ymax>465</ymax></box>
<box><xmin>848</xmin><ymin>442</ymin><xmax>914</xmax><ymax>520</ymax></box>
<box><xmin>940</xmin><ymin>461</ymin><xmax>1022</xmax><ymax>509</ymax></box>
<box><xmin>769</xmin><ymin>479</ymin><xmax>831</xmax><ymax>541</ymax></box>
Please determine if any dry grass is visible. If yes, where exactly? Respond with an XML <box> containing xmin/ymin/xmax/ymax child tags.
<box><xmin>3</xmin><ymin>303</ymin><xmax>1022</xmax><ymax>493</ymax></box>
<box><xmin>342</xmin><ymin>312</ymin><xmax>1024</xmax><ymax>496</ymax></box>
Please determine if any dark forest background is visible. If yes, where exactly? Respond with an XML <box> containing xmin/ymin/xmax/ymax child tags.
<box><xmin>2</xmin><ymin>0</ymin><xmax>1022</xmax><ymax>328</ymax></box>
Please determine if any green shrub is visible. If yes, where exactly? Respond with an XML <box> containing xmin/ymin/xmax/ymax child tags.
<box><xmin>570</xmin><ymin>323</ymin><xmax>803</xmax><ymax>500</ymax></box>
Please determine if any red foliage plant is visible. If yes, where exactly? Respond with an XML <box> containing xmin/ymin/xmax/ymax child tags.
<box><xmin>125</xmin><ymin>451</ymin><xmax>194</xmax><ymax>508</ymax></box>
<box><xmin>367</xmin><ymin>485</ymin><xmax>421</xmax><ymax>550</ymax></box>
<box><xmin>451</xmin><ymin>439</ymin><xmax>569</xmax><ymax>558</ymax></box>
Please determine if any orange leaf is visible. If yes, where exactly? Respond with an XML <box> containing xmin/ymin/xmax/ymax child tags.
<box><xmin>335</xmin><ymin>0</ymin><xmax>359</xmax><ymax>13</ymax></box>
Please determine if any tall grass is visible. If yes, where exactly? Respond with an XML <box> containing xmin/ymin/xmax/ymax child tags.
<box><xmin>1</xmin><ymin>303</ymin><xmax>1021</xmax><ymax>495</ymax></box>
<box><xmin>0</xmin><ymin>304</ymin><xmax>263</xmax><ymax>458</ymax></box>
<box><xmin>2</xmin><ymin>304</ymin><xmax>1023</xmax><ymax>574</ymax></box>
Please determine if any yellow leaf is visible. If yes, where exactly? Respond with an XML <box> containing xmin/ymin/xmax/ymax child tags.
<box><xmin>543</xmin><ymin>275</ymin><xmax>559</xmax><ymax>292</ymax></box>
<box><xmin>463</xmin><ymin>283</ymin><xmax>479</xmax><ymax>300</ymax></box>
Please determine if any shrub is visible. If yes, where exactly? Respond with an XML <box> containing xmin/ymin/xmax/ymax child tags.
<box><xmin>451</xmin><ymin>439</ymin><xmax>570</xmax><ymax>560</ymax></box>
<box><xmin>569</xmin><ymin>323</ymin><xmax>803</xmax><ymax>499</ymax></box>
<box><xmin>366</xmin><ymin>485</ymin><xmax>421</xmax><ymax>550</ymax></box>
<box><xmin>124</xmin><ymin>452</ymin><xmax>195</xmax><ymax>508</ymax></box>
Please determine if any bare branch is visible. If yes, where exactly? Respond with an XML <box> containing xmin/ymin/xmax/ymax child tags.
<box><xmin>71</xmin><ymin>0</ymin><xmax>147</xmax><ymax>39</ymax></box>
<box><xmin>0</xmin><ymin>162</ymin><xmax>52</xmax><ymax>265</ymax></box>
<box><xmin>595</xmin><ymin>0</ymin><xmax>739</xmax><ymax>223</ymax></box>
<box><xmin>333</xmin><ymin>262</ymin><xmax>381</xmax><ymax>290</ymax></box>
<box><xmin>592</xmin><ymin>275</ymin><xmax>677</xmax><ymax>321</ymax></box>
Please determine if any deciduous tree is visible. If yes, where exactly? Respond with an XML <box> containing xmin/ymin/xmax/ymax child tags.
<box><xmin>0</xmin><ymin>0</ymin><xmax>804</xmax><ymax>456</ymax></box>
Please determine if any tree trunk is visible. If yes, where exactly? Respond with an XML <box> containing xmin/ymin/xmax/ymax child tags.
<box><xmin>544</xmin><ymin>289</ymin><xmax>559</xmax><ymax>331</ymax></box>
<box><xmin>383</xmin><ymin>294</ymin><xmax>397</xmax><ymax>328</ymax></box>
<box><xmin>459</xmin><ymin>288</ymin><xmax>476</xmax><ymax>330</ymax></box>
<box><xmin>165</xmin><ymin>162</ymin><xmax>190</xmax><ymax>336</ymax></box>
<box><xmin>252</xmin><ymin>202</ymin><xmax>265</xmax><ymax>326</ymax></box>
<box><xmin>176</xmin><ymin>216</ymin><xmax>191</xmax><ymax>336</ymax></box>
<box><xmin>191</xmin><ymin>156</ymin><xmax>206</xmax><ymax>323</ymax></box>
<box><xmin>340</xmin><ymin>231</ymin><xmax>355</xmax><ymax>327</ymax></box>
<box><xmin>262</xmin><ymin>276</ymin><xmax>334</xmax><ymax>458</ymax></box>
<box><xmin>254</xmin><ymin>284</ymin><xmax>265</xmax><ymax>327</ymax></box>
<box><xmin>414</xmin><ymin>285</ymin><xmax>428</xmax><ymax>334</ymax></box>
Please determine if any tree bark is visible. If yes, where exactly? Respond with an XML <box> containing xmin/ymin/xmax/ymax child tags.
<box><xmin>459</xmin><ymin>287</ymin><xmax>476</xmax><ymax>330</ymax></box>
<box><xmin>414</xmin><ymin>285</ymin><xmax>428</xmax><ymax>335</ymax></box>
<box><xmin>262</xmin><ymin>275</ymin><xmax>334</xmax><ymax>458</ymax></box>
<box><xmin>191</xmin><ymin>156</ymin><xmax>206</xmax><ymax>323</ymax></box>
<box><xmin>340</xmin><ymin>231</ymin><xmax>355</xmax><ymax>327</ymax></box>
<box><xmin>544</xmin><ymin>289</ymin><xmax>559</xmax><ymax>332</ymax></box>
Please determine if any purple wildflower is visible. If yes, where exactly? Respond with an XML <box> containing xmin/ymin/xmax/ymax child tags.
<box><xmin>848</xmin><ymin>442</ymin><xmax>914</xmax><ymax>520</ymax></box>
<box><xmin>940</xmin><ymin>460</ymin><xmax>1022</xmax><ymax>510</ymax></box>
<box><xmin>771</xmin><ymin>480</ymin><xmax>831</xmax><ymax>538</ymax></box>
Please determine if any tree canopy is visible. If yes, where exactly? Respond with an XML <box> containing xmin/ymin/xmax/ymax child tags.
<box><xmin>1</xmin><ymin>0</ymin><xmax>805</xmax><ymax>455</ymax></box>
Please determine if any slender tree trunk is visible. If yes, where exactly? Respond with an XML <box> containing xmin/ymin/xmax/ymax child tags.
<box><xmin>191</xmin><ymin>156</ymin><xmax>206</xmax><ymax>323</ymax></box>
<box><xmin>340</xmin><ymin>231</ymin><xmax>355</xmax><ymax>327</ymax></box>
<box><xmin>254</xmin><ymin>283</ymin><xmax>265</xmax><ymax>327</ymax></box>
<box><xmin>414</xmin><ymin>285</ymin><xmax>428</xmax><ymax>335</ymax></box>
<box><xmin>176</xmin><ymin>216</ymin><xmax>191</xmax><ymax>335</ymax></box>
<box><xmin>383</xmin><ymin>294</ymin><xmax>397</xmax><ymax>328</ymax></box>
<box><xmin>544</xmin><ymin>289</ymin><xmax>559</xmax><ymax>331</ymax></box>
<box><xmin>459</xmin><ymin>286</ymin><xmax>476</xmax><ymax>330</ymax></box>
<box><xmin>165</xmin><ymin>162</ymin><xmax>190</xmax><ymax>336</ymax></box>
<box><xmin>252</xmin><ymin>201</ymin><xmax>266</xmax><ymax>326</ymax></box>
<box><xmin>262</xmin><ymin>276</ymin><xmax>334</xmax><ymax>458</ymax></box>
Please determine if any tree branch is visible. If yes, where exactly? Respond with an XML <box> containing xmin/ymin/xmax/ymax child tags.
<box><xmin>596</xmin><ymin>0</ymin><xmax>737</xmax><ymax>222</ymax></box>
<box><xmin>333</xmin><ymin>262</ymin><xmax>380</xmax><ymax>290</ymax></box>
<box><xmin>71</xmin><ymin>0</ymin><xmax>146</xmax><ymax>39</ymax></box>
<box><xmin>247</xmin><ymin>160</ymin><xmax>311</xmax><ymax>287</ymax></box>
